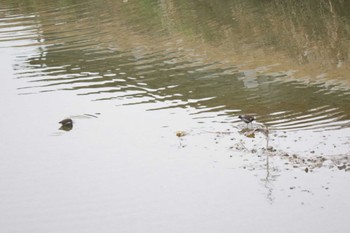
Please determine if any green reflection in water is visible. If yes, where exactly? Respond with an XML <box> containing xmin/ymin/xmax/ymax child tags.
<box><xmin>1</xmin><ymin>0</ymin><xmax>350</xmax><ymax>131</ymax></box>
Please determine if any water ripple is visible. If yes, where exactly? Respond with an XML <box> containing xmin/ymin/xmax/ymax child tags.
<box><xmin>1</xmin><ymin>1</ymin><xmax>350</xmax><ymax>132</ymax></box>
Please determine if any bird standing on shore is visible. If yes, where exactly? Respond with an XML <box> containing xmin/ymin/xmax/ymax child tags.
<box><xmin>238</xmin><ymin>115</ymin><xmax>255</xmax><ymax>128</ymax></box>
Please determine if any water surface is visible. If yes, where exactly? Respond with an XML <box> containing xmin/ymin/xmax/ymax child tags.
<box><xmin>1</xmin><ymin>0</ymin><xmax>350</xmax><ymax>233</ymax></box>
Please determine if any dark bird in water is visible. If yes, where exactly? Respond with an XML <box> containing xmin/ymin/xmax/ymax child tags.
<box><xmin>59</xmin><ymin>118</ymin><xmax>73</xmax><ymax>131</ymax></box>
<box><xmin>238</xmin><ymin>115</ymin><xmax>255</xmax><ymax>128</ymax></box>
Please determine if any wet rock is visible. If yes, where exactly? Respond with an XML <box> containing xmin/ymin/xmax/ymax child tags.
<box><xmin>176</xmin><ymin>131</ymin><xmax>187</xmax><ymax>137</ymax></box>
<box><xmin>244</xmin><ymin>130</ymin><xmax>255</xmax><ymax>138</ymax></box>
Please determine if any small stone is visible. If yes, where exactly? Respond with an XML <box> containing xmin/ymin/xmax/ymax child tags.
<box><xmin>176</xmin><ymin>131</ymin><xmax>186</xmax><ymax>137</ymax></box>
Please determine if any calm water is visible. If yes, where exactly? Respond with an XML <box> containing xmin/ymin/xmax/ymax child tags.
<box><xmin>1</xmin><ymin>0</ymin><xmax>350</xmax><ymax>232</ymax></box>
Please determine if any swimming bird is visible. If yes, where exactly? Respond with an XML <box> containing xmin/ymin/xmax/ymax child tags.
<box><xmin>238</xmin><ymin>115</ymin><xmax>255</xmax><ymax>128</ymax></box>
<box><xmin>59</xmin><ymin>118</ymin><xmax>73</xmax><ymax>131</ymax></box>
<box><xmin>59</xmin><ymin>118</ymin><xmax>73</xmax><ymax>126</ymax></box>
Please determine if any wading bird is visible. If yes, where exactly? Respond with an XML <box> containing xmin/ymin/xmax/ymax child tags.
<box><xmin>238</xmin><ymin>115</ymin><xmax>255</xmax><ymax>128</ymax></box>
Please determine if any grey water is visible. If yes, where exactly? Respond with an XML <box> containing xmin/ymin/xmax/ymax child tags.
<box><xmin>1</xmin><ymin>0</ymin><xmax>350</xmax><ymax>233</ymax></box>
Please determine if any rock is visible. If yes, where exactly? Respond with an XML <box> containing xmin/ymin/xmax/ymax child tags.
<box><xmin>176</xmin><ymin>131</ymin><xmax>187</xmax><ymax>137</ymax></box>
